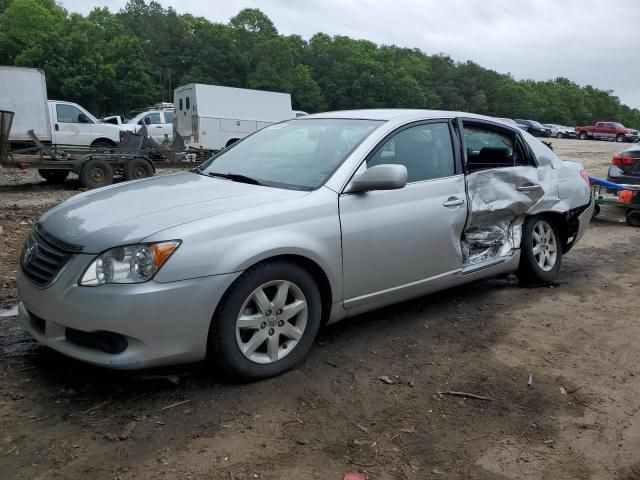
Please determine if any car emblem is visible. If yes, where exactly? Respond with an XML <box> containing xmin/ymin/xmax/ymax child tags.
<box><xmin>23</xmin><ymin>243</ymin><xmax>36</xmax><ymax>265</ymax></box>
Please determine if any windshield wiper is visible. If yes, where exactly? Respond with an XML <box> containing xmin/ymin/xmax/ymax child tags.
<box><xmin>205</xmin><ymin>172</ymin><xmax>263</xmax><ymax>186</ymax></box>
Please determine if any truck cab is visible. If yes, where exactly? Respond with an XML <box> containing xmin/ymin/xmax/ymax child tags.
<box><xmin>48</xmin><ymin>100</ymin><xmax>122</xmax><ymax>147</ymax></box>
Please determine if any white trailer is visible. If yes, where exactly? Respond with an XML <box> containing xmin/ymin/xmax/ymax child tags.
<box><xmin>173</xmin><ymin>84</ymin><xmax>293</xmax><ymax>150</ymax></box>
<box><xmin>0</xmin><ymin>66</ymin><xmax>50</xmax><ymax>142</ymax></box>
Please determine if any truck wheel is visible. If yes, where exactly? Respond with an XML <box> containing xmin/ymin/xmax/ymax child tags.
<box><xmin>579</xmin><ymin>131</ymin><xmax>588</xmax><ymax>140</ymax></box>
<box><xmin>616</xmin><ymin>134</ymin><xmax>625</xmax><ymax>143</ymax></box>
<box><xmin>626</xmin><ymin>210</ymin><xmax>640</xmax><ymax>227</ymax></box>
<box><xmin>124</xmin><ymin>158</ymin><xmax>154</xmax><ymax>181</ymax></box>
<box><xmin>516</xmin><ymin>216</ymin><xmax>562</xmax><ymax>286</ymax></box>
<box><xmin>80</xmin><ymin>158</ymin><xmax>113</xmax><ymax>189</ymax></box>
<box><xmin>38</xmin><ymin>169</ymin><xmax>70</xmax><ymax>184</ymax></box>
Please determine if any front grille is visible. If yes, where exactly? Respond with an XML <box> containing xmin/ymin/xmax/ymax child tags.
<box><xmin>20</xmin><ymin>224</ymin><xmax>79</xmax><ymax>287</ymax></box>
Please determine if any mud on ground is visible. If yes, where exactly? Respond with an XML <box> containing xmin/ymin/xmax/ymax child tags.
<box><xmin>1</xmin><ymin>139</ymin><xmax>639</xmax><ymax>479</ymax></box>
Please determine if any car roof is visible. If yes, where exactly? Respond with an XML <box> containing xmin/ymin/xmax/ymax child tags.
<box><xmin>302</xmin><ymin>109</ymin><xmax>516</xmax><ymax>126</ymax></box>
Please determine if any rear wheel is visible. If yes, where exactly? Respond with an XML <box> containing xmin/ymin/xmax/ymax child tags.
<box><xmin>208</xmin><ymin>261</ymin><xmax>322</xmax><ymax>380</ymax></box>
<box><xmin>517</xmin><ymin>216</ymin><xmax>562</xmax><ymax>285</ymax></box>
<box><xmin>124</xmin><ymin>158</ymin><xmax>154</xmax><ymax>181</ymax></box>
<box><xmin>626</xmin><ymin>209</ymin><xmax>640</xmax><ymax>227</ymax></box>
<box><xmin>79</xmin><ymin>158</ymin><xmax>113</xmax><ymax>189</ymax></box>
<box><xmin>38</xmin><ymin>169</ymin><xmax>70</xmax><ymax>184</ymax></box>
<box><xmin>592</xmin><ymin>203</ymin><xmax>601</xmax><ymax>219</ymax></box>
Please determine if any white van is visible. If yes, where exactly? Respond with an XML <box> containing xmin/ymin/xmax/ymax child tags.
<box><xmin>173</xmin><ymin>84</ymin><xmax>293</xmax><ymax>150</ymax></box>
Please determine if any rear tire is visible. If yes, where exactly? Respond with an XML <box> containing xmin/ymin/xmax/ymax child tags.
<box><xmin>208</xmin><ymin>261</ymin><xmax>322</xmax><ymax>380</ymax></box>
<box><xmin>517</xmin><ymin>216</ymin><xmax>562</xmax><ymax>286</ymax></box>
<box><xmin>626</xmin><ymin>210</ymin><xmax>640</xmax><ymax>227</ymax></box>
<box><xmin>124</xmin><ymin>158</ymin><xmax>154</xmax><ymax>181</ymax></box>
<box><xmin>38</xmin><ymin>169</ymin><xmax>70</xmax><ymax>184</ymax></box>
<box><xmin>592</xmin><ymin>203</ymin><xmax>601</xmax><ymax>219</ymax></box>
<box><xmin>79</xmin><ymin>158</ymin><xmax>113</xmax><ymax>189</ymax></box>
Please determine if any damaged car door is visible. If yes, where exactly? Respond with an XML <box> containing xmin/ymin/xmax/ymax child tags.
<box><xmin>340</xmin><ymin>121</ymin><xmax>467</xmax><ymax>310</ymax></box>
<box><xmin>460</xmin><ymin>120</ymin><xmax>546</xmax><ymax>267</ymax></box>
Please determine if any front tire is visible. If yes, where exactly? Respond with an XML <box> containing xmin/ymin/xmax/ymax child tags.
<box><xmin>579</xmin><ymin>131</ymin><xmax>588</xmax><ymax>140</ymax></box>
<box><xmin>556</xmin><ymin>132</ymin><xmax>564</xmax><ymax>139</ymax></box>
<box><xmin>208</xmin><ymin>261</ymin><xmax>322</xmax><ymax>380</ymax></box>
<box><xmin>626</xmin><ymin>210</ymin><xmax>640</xmax><ymax>227</ymax></box>
<box><xmin>38</xmin><ymin>169</ymin><xmax>70</xmax><ymax>184</ymax></box>
<box><xmin>124</xmin><ymin>157</ymin><xmax>154</xmax><ymax>181</ymax></box>
<box><xmin>517</xmin><ymin>216</ymin><xmax>562</xmax><ymax>285</ymax></box>
<box><xmin>616</xmin><ymin>134</ymin><xmax>625</xmax><ymax>143</ymax></box>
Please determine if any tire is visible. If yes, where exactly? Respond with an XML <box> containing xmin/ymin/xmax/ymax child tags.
<box><xmin>579</xmin><ymin>131</ymin><xmax>588</xmax><ymax>140</ymax></box>
<box><xmin>516</xmin><ymin>216</ymin><xmax>563</xmax><ymax>285</ymax></box>
<box><xmin>38</xmin><ymin>169</ymin><xmax>70</xmax><ymax>184</ymax></box>
<box><xmin>626</xmin><ymin>210</ymin><xmax>640</xmax><ymax>227</ymax></box>
<box><xmin>124</xmin><ymin>158</ymin><xmax>154</xmax><ymax>181</ymax></box>
<box><xmin>556</xmin><ymin>132</ymin><xmax>564</xmax><ymax>139</ymax></box>
<box><xmin>208</xmin><ymin>261</ymin><xmax>322</xmax><ymax>380</ymax></box>
<box><xmin>592</xmin><ymin>203</ymin><xmax>600</xmax><ymax>219</ymax></box>
<box><xmin>91</xmin><ymin>140</ymin><xmax>115</xmax><ymax>148</ymax></box>
<box><xmin>616</xmin><ymin>134</ymin><xmax>625</xmax><ymax>143</ymax></box>
<box><xmin>79</xmin><ymin>158</ymin><xmax>113</xmax><ymax>189</ymax></box>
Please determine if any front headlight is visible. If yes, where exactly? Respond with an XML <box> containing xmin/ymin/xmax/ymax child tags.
<box><xmin>79</xmin><ymin>241</ymin><xmax>180</xmax><ymax>286</ymax></box>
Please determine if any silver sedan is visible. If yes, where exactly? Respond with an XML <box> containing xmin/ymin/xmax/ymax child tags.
<box><xmin>17</xmin><ymin>110</ymin><xmax>594</xmax><ymax>379</ymax></box>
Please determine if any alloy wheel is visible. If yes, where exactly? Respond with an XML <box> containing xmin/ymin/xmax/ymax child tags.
<box><xmin>235</xmin><ymin>280</ymin><xmax>308</xmax><ymax>364</ymax></box>
<box><xmin>532</xmin><ymin>220</ymin><xmax>557</xmax><ymax>272</ymax></box>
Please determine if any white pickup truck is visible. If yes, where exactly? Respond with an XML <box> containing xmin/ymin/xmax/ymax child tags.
<box><xmin>0</xmin><ymin>66</ymin><xmax>122</xmax><ymax>147</ymax></box>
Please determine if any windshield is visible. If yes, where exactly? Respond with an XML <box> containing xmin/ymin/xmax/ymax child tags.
<box><xmin>612</xmin><ymin>122</ymin><xmax>624</xmax><ymax>129</ymax></box>
<box><xmin>198</xmin><ymin>119</ymin><xmax>383</xmax><ymax>190</ymax></box>
<box><xmin>529</xmin><ymin>120</ymin><xmax>544</xmax><ymax>128</ymax></box>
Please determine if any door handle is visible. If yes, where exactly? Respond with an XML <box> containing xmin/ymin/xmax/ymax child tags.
<box><xmin>443</xmin><ymin>197</ymin><xmax>464</xmax><ymax>207</ymax></box>
<box><xmin>517</xmin><ymin>184</ymin><xmax>542</xmax><ymax>192</ymax></box>
<box><xmin>155</xmin><ymin>126</ymin><xmax>163</xmax><ymax>128</ymax></box>
<box><xmin>55</xmin><ymin>123</ymin><xmax>59</xmax><ymax>131</ymax></box>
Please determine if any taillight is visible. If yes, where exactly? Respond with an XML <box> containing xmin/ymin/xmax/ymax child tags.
<box><xmin>579</xmin><ymin>170</ymin><xmax>590</xmax><ymax>186</ymax></box>
<box><xmin>612</xmin><ymin>154</ymin><xmax>637</xmax><ymax>166</ymax></box>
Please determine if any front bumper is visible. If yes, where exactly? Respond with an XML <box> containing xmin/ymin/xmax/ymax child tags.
<box><xmin>17</xmin><ymin>254</ymin><xmax>240</xmax><ymax>369</ymax></box>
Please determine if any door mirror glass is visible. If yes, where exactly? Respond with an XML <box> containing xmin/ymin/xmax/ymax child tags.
<box><xmin>346</xmin><ymin>164</ymin><xmax>407</xmax><ymax>193</ymax></box>
<box><xmin>77</xmin><ymin>113</ymin><xmax>89</xmax><ymax>123</ymax></box>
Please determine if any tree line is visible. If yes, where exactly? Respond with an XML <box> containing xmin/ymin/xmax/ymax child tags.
<box><xmin>1</xmin><ymin>0</ymin><xmax>638</xmax><ymax>128</ymax></box>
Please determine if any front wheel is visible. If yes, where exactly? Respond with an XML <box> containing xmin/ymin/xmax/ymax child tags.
<box><xmin>556</xmin><ymin>132</ymin><xmax>564</xmax><ymax>139</ymax></box>
<box><xmin>208</xmin><ymin>261</ymin><xmax>322</xmax><ymax>380</ymax></box>
<box><xmin>517</xmin><ymin>216</ymin><xmax>562</xmax><ymax>285</ymax></box>
<box><xmin>616</xmin><ymin>134</ymin><xmax>626</xmax><ymax>143</ymax></box>
<box><xmin>579</xmin><ymin>131</ymin><xmax>588</xmax><ymax>140</ymax></box>
<box><xmin>124</xmin><ymin>158</ymin><xmax>154</xmax><ymax>181</ymax></box>
<box><xmin>38</xmin><ymin>169</ymin><xmax>70</xmax><ymax>184</ymax></box>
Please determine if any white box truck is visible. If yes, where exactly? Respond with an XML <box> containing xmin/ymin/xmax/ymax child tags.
<box><xmin>0</xmin><ymin>66</ymin><xmax>122</xmax><ymax>147</ymax></box>
<box><xmin>173</xmin><ymin>84</ymin><xmax>293</xmax><ymax>150</ymax></box>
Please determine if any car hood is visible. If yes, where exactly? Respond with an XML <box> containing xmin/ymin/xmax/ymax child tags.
<box><xmin>39</xmin><ymin>172</ymin><xmax>308</xmax><ymax>253</ymax></box>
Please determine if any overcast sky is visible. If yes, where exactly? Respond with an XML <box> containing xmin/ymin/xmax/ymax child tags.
<box><xmin>60</xmin><ymin>0</ymin><xmax>640</xmax><ymax>108</ymax></box>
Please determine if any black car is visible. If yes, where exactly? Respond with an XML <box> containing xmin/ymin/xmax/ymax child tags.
<box><xmin>607</xmin><ymin>144</ymin><xmax>640</xmax><ymax>185</ymax></box>
<box><xmin>515</xmin><ymin>119</ymin><xmax>551</xmax><ymax>137</ymax></box>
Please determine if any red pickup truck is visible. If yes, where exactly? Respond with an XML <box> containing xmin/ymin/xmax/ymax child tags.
<box><xmin>575</xmin><ymin>121</ymin><xmax>639</xmax><ymax>142</ymax></box>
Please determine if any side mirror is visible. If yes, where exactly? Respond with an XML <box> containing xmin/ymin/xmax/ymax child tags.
<box><xmin>144</xmin><ymin>117</ymin><xmax>151</xmax><ymax>125</ymax></box>
<box><xmin>346</xmin><ymin>164</ymin><xmax>408</xmax><ymax>193</ymax></box>
<box><xmin>78</xmin><ymin>113</ymin><xmax>89</xmax><ymax>123</ymax></box>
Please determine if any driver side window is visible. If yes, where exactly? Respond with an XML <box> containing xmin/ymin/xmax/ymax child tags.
<box><xmin>367</xmin><ymin>122</ymin><xmax>455</xmax><ymax>183</ymax></box>
<box><xmin>56</xmin><ymin>104</ymin><xmax>87</xmax><ymax>124</ymax></box>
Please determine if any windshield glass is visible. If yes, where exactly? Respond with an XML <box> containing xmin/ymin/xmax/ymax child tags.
<box><xmin>612</xmin><ymin>122</ymin><xmax>624</xmax><ymax>129</ymax></box>
<box><xmin>198</xmin><ymin>119</ymin><xmax>383</xmax><ymax>190</ymax></box>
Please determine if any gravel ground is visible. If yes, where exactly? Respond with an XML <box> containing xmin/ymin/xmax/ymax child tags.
<box><xmin>1</xmin><ymin>139</ymin><xmax>639</xmax><ymax>480</ymax></box>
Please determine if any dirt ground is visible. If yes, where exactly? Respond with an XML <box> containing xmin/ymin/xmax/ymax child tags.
<box><xmin>1</xmin><ymin>139</ymin><xmax>639</xmax><ymax>480</ymax></box>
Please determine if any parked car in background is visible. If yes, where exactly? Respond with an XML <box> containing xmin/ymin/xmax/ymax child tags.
<box><xmin>515</xmin><ymin>119</ymin><xmax>551</xmax><ymax>137</ymax></box>
<box><xmin>122</xmin><ymin>107</ymin><xmax>175</xmax><ymax>142</ymax></box>
<box><xmin>544</xmin><ymin>124</ymin><xmax>577</xmax><ymax>139</ymax></box>
<box><xmin>17</xmin><ymin>109</ymin><xmax>593</xmax><ymax>379</ymax></box>
<box><xmin>607</xmin><ymin>144</ymin><xmax>640</xmax><ymax>185</ymax></box>
<box><xmin>575</xmin><ymin>121</ymin><xmax>639</xmax><ymax>142</ymax></box>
